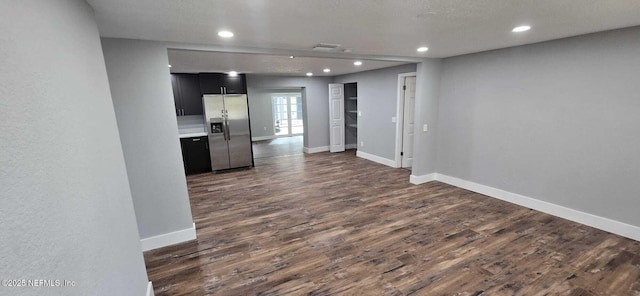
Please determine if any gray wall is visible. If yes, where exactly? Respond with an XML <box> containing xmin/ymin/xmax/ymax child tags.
<box><xmin>102</xmin><ymin>38</ymin><xmax>195</xmax><ymax>239</ymax></box>
<box><xmin>411</xmin><ymin>60</ymin><xmax>443</xmax><ymax>176</ymax></box>
<box><xmin>247</xmin><ymin>75</ymin><xmax>332</xmax><ymax>149</ymax></box>
<box><xmin>437</xmin><ymin>26</ymin><xmax>640</xmax><ymax>227</ymax></box>
<box><xmin>247</xmin><ymin>88</ymin><xmax>302</xmax><ymax>140</ymax></box>
<box><xmin>333</xmin><ymin>64</ymin><xmax>417</xmax><ymax>161</ymax></box>
<box><xmin>0</xmin><ymin>1</ymin><xmax>148</xmax><ymax>295</ymax></box>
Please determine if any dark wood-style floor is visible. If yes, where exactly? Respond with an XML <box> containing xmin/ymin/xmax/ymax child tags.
<box><xmin>144</xmin><ymin>148</ymin><xmax>640</xmax><ymax>295</ymax></box>
<box><xmin>252</xmin><ymin>136</ymin><xmax>303</xmax><ymax>159</ymax></box>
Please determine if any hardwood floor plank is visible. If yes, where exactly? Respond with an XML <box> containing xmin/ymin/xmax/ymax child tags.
<box><xmin>144</xmin><ymin>149</ymin><xmax>640</xmax><ymax>295</ymax></box>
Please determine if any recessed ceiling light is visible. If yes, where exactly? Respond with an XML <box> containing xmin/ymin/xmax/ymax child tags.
<box><xmin>218</xmin><ymin>30</ymin><xmax>234</xmax><ymax>38</ymax></box>
<box><xmin>228</xmin><ymin>71</ymin><xmax>238</xmax><ymax>77</ymax></box>
<box><xmin>306</xmin><ymin>72</ymin><xmax>313</xmax><ymax>76</ymax></box>
<box><xmin>512</xmin><ymin>25</ymin><xmax>531</xmax><ymax>33</ymax></box>
<box><xmin>417</xmin><ymin>47</ymin><xmax>429</xmax><ymax>52</ymax></box>
<box><xmin>323</xmin><ymin>68</ymin><xmax>331</xmax><ymax>73</ymax></box>
<box><xmin>168</xmin><ymin>64</ymin><xmax>172</xmax><ymax>68</ymax></box>
<box><xmin>354</xmin><ymin>61</ymin><xmax>363</xmax><ymax>66</ymax></box>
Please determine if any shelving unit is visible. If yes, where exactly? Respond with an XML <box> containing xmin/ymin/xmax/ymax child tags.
<box><xmin>344</xmin><ymin>83</ymin><xmax>358</xmax><ymax>149</ymax></box>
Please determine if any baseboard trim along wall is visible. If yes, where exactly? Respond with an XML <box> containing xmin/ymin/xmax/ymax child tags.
<box><xmin>140</xmin><ymin>223</ymin><xmax>197</xmax><ymax>251</ymax></box>
<box><xmin>409</xmin><ymin>173</ymin><xmax>640</xmax><ymax>242</ymax></box>
<box><xmin>409</xmin><ymin>173</ymin><xmax>436</xmax><ymax>185</ymax></box>
<box><xmin>356</xmin><ymin>151</ymin><xmax>396</xmax><ymax>167</ymax></box>
<box><xmin>146</xmin><ymin>281</ymin><xmax>154</xmax><ymax>296</ymax></box>
<box><xmin>303</xmin><ymin>146</ymin><xmax>329</xmax><ymax>154</ymax></box>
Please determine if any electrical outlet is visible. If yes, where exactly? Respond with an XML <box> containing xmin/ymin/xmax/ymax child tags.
<box><xmin>423</xmin><ymin>124</ymin><xmax>429</xmax><ymax>132</ymax></box>
<box><xmin>358</xmin><ymin>111</ymin><xmax>362</xmax><ymax>117</ymax></box>
<box><xmin>263</xmin><ymin>126</ymin><xmax>267</xmax><ymax>131</ymax></box>
<box><xmin>391</xmin><ymin>117</ymin><xmax>396</xmax><ymax>123</ymax></box>
<box><xmin>360</xmin><ymin>141</ymin><xmax>364</xmax><ymax>147</ymax></box>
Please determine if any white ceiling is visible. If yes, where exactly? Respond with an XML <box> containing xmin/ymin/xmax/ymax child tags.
<box><xmin>168</xmin><ymin>50</ymin><xmax>407</xmax><ymax>76</ymax></box>
<box><xmin>88</xmin><ymin>0</ymin><xmax>640</xmax><ymax>75</ymax></box>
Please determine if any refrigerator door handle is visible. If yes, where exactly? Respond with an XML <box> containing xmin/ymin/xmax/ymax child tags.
<box><xmin>225</xmin><ymin>113</ymin><xmax>231</xmax><ymax>141</ymax></box>
<box><xmin>221</xmin><ymin>116</ymin><xmax>229</xmax><ymax>141</ymax></box>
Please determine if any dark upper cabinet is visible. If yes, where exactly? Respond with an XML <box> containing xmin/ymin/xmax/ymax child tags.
<box><xmin>172</xmin><ymin>73</ymin><xmax>247</xmax><ymax>116</ymax></box>
<box><xmin>179</xmin><ymin>74</ymin><xmax>202</xmax><ymax>115</ymax></box>
<box><xmin>199</xmin><ymin>73</ymin><xmax>224</xmax><ymax>94</ymax></box>
<box><xmin>171</xmin><ymin>73</ymin><xmax>203</xmax><ymax>116</ymax></box>
<box><xmin>180</xmin><ymin>136</ymin><xmax>212</xmax><ymax>174</ymax></box>
<box><xmin>199</xmin><ymin>73</ymin><xmax>246</xmax><ymax>94</ymax></box>
<box><xmin>221</xmin><ymin>74</ymin><xmax>246</xmax><ymax>94</ymax></box>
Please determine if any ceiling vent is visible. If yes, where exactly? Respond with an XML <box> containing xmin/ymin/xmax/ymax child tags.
<box><xmin>313</xmin><ymin>43</ymin><xmax>341</xmax><ymax>51</ymax></box>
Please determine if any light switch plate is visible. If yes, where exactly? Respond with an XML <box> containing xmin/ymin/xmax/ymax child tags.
<box><xmin>423</xmin><ymin>124</ymin><xmax>429</xmax><ymax>132</ymax></box>
<box><xmin>391</xmin><ymin>117</ymin><xmax>397</xmax><ymax>123</ymax></box>
<box><xmin>358</xmin><ymin>111</ymin><xmax>362</xmax><ymax>117</ymax></box>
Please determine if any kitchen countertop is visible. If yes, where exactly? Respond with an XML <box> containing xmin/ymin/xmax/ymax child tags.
<box><xmin>179</xmin><ymin>132</ymin><xmax>207</xmax><ymax>138</ymax></box>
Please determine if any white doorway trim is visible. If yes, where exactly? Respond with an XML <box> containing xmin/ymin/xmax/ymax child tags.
<box><xmin>395</xmin><ymin>72</ymin><xmax>417</xmax><ymax>168</ymax></box>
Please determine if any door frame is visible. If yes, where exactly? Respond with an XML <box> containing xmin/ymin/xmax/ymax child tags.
<box><xmin>328</xmin><ymin>83</ymin><xmax>346</xmax><ymax>153</ymax></box>
<box><xmin>394</xmin><ymin>72</ymin><xmax>417</xmax><ymax>168</ymax></box>
<box><xmin>270</xmin><ymin>92</ymin><xmax>304</xmax><ymax>136</ymax></box>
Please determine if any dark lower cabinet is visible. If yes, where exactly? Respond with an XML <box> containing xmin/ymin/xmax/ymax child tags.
<box><xmin>180</xmin><ymin>136</ymin><xmax>212</xmax><ymax>175</ymax></box>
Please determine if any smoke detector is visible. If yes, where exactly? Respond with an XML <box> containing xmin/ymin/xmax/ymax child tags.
<box><xmin>313</xmin><ymin>43</ymin><xmax>341</xmax><ymax>51</ymax></box>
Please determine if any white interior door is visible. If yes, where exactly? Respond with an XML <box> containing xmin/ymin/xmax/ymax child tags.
<box><xmin>329</xmin><ymin>84</ymin><xmax>345</xmax><ymax>152</ymax></box>
<box><xmin>401</xmin><ymin>76</ymin><xmax>416</xmax><ymax>168</ymax></box>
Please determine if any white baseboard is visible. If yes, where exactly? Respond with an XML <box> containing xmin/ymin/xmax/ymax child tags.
<box><xmin>146</xmin><ymin>281</ymin><xmax>154</xmax><ymax>296</ymax></box>
<box><xmin>426</xmin><ymin>173</ymin><xmax>640</xmax><ymax>242</ymax></box>
<box><xmin>303</xmin><ymin>146</ymin><xmax>329</xmax><ymax>154</ymax></box>
<box><xmin>410</xmin><ymin>173</ymin><xmax>437</xmax><ymax>185</ymax></box>
<box><xmin>356</xmin><ymin>151</ymin><xmax>396</xmax><ymax>167</ymax></box>
<box><xmin>141</xmin><ymin>223</ymin><xmax>197</xmax><ymax>251</ymax></box>
<box><xmin>345</xmin><ymin>144</ymin><xmax>358</xmax><ymax>150</ymax></box>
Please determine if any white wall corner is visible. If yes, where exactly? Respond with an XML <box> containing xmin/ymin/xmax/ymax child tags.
<box><xmin>146</xmin><ymin>281</ymin><xmax>154</xmax><ymax>296</ymax></box>
<box><xmin>435</xmin><ymin>174</ymin><xmax>640</xmax><ymax>242</ymax></box>
<box><xmin>141</xmin><ymin>222</ymin><xmax>197</xmax><ymax>252</ymax></box>
<box><xmin>409</xmin><ymin>173</ymin><xmax>437</xmax><ymax>185</ymax></box>
<box><xmin>303</xmin><ymin>146</ymin><xmax>330</xmax><ymax>154</ymax></box>
<box><xmin>356</xmin><ymin>151</ymin><xmax>396</xmax><ymax>167</ymax></box>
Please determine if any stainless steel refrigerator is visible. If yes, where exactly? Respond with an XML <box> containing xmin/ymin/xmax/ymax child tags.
<box><xmin>203</xmin><ymin>94</ymin><xmax>254</xmax><ymax>170</ymax></box>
